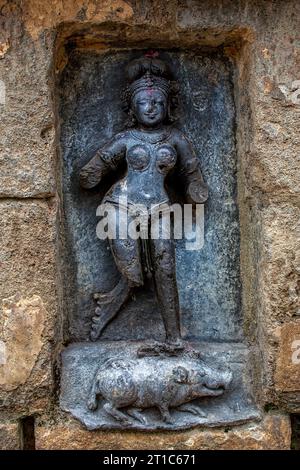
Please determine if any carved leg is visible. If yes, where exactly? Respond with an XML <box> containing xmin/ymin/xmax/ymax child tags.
<box><xmin>126</xmin><ymin>408</ymin><xmax>148</xmax><ymax>425</ymax></box>
<box><xmin>158</xmin><ymin>404</ymin><xmax>174</xmax><ymax>424</ymax></box>
<box><xmin>103</xmin><ymin>402</ymin><xmax>133</xmax><ymax>425</ymax></box>
<box><xmin>90</xmin><ymin>277</ymin><xmax>131</xmax><ymax>341</ymax></box>
<box><xmin>176</xmin><ymin>403</ymin><xmax>207</xmax><ymax>418</ymax></box>
<box><xmin>150</xmin><ymin>238</ymin><xmax>182</xmax><ymax>344</ymax></box>
<box><xmin>87</xmin><ymin>378</ymin><xmax>99</xmax><ymax>411</ymax></box>
<box><xmin>90</xmin><ymin>233</ymin><xmax>144</xmax><ymax>341</ymax></box>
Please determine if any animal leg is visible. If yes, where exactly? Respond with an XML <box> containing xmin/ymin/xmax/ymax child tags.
<box><xmin>158</xmin><ymin>404</ymin><xmax>174</xmax><ymax>424</ymax></box>
<box><xmin>87</xmin><ymin>379</ymin><xmax>99</xmax><ymax>411</ymax></box>
<box><xmin>103</xmin><ymin>402</ymin><xmax>133</xmax><ymax>425</ymax></box>
<box><xmin>176</xmin><ymin>403</ymin><xmax>207</xmax><ymax>417</ymax></box>
<box><xmin>126</xmin><ymin>408</ymin><xmax>148</xmax><ymax>425</ymax></box>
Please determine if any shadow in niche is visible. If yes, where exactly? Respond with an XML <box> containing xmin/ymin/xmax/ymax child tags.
<box><xmin>21</xmin><ymin>416</ymin><xmax>35</xmax><ymax>450</ymax></box>
<box><xmin>291</xmin><ymin>415</ymin><xmax>300</xmax><ymax>450</ymax></box>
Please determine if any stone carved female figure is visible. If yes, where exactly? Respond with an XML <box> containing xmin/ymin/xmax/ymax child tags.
<box><xmin>80</xmin><ymin>55</ymin><xmax>208</xmax><ymax>351</ymax></box>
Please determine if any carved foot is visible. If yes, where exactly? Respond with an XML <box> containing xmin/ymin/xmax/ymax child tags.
<box><xmin>90</xmin><ymin>304</ymin><xmax>107</xmax><ymax>341</ymax></box>
<box><xmin>176</xmin><ymin>403</ymin><xmax>207</xmax><ymax>418</ymax></box>
<box><xmin>126</xmin><ymin>408</ymin><xmax>148</xmax><ymax>425</ymax></box>
<box><xmin>159</xmin><ymin>406</ymin><xmax>174</xmax><ymax>424</ymax></box>
<box><xmin>90</xmin><ymin>279</ymin><xmax>131</xmax><ymax>341</ymax></box>
<box><xmin>87</xmin><ymin>397</ymin><xmax>98</xmax><ymax>411</ymax></box>
<box><xmin>137</xmin><ymin>342</ymin><xmax>162</xmax><ymax>357</ymax></box>
<box><xmin>165</xmin><ymin>338</ymin><xmax>184</xmax><ymax>354</ymax></box>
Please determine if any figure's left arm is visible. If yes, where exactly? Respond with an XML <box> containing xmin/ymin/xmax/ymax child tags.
<box><xmin>174</xmin><ymin>131</ymin><xmax>208</xmax><ymax>204</ymax></box>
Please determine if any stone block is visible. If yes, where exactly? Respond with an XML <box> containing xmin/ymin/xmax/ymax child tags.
<box><xmin>0</xmin><ymin>200</ymin><xmax>58</xmax><ymax>415</ymax></box>
<box><xmin>0</xmin><ymin>31</ymin><xmax>56</xmax><ymax>197</ymax></box>
<box><xmin>0</xmin><ymin>421</ymin><xmax>21</xmax><ymax>450</ymax></box>
<box><xmin>0</xmin><ymin>295</ymin><xmax>46</xmax><ymax>391</ymax></box>
<box><xmin>275</xmin><ymin>322</ymin><xmax>300</xmax><ymax>393</ymax></box>
<box><xmin>259</xmin><ymin>203</ymin><xmax>300</xmax><ymax>325</ymax></box>
<box><xmin>35</xmin><ymin>413</ymin><xmax>291</xmax><ymax>450</ymax></box>
<box><xmin>247</xmin><ymin>105</ymin><xmax>300</xmax><ymax>197</ymax></box>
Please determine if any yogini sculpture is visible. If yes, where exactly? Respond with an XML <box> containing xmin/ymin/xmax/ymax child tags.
<box><xmin>80</xmin><ymin>53</ymin><xmax>208</xmax><ymax>353</ymax></box>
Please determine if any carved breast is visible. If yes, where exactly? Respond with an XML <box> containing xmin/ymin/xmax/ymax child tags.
<box><xmin>155</xmin><ymin>144</ymin><xmax>177</xmax><ymax>174</ymax></box>
<box><xmin>126</xmin><ymin>143</ymin><xmax>177</xmax><ymax>174</ymax></box>
<box><xmin>126</xmin><ymin>144</ymin><xmax>150</xmax><ymax>171</ymax></box>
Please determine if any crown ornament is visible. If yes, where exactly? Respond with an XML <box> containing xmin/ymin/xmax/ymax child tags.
<box><xmin>128</xmin><ymin>71</ymin><xmax>171</xmax><ymax>99</ymax></box>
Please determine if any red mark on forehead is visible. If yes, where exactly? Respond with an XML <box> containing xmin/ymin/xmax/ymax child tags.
<box><xmin>145</xmin><ymin>50</ymin><xmax>159</xmax><ymax>58</ymax></box>
<box><xmin>146</xmin><ymin>88</ymin><xmax>155</xmax><ymax>96</ymax></box>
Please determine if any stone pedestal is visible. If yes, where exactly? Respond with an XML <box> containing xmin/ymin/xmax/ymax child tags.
<box><xmin>60</xmin><ymin>341</ymin><xmax>260</xmax><ymax>431</ymax></box>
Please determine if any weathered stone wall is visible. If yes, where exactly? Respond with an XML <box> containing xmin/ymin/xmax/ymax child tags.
<box><xmin>0</xmin><ymin>0</ymin><xmax>299</xmax><ymax>449</ymax></box>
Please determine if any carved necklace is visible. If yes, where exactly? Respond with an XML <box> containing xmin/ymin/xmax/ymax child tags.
<box><xmin>130</xmin><ymin>127</ymin><xmax>172</xmax><ymax>144</ymax></box>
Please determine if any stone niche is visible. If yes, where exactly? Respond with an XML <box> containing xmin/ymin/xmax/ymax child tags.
<box><xmin>60</xmin><ymin>48</ymin><xmax>241</xmax><ymax>343</ymax></box>
<box><xmin>57</xmin><ymin>28</ymin><xmax>259</xmax><ymax>431</ymax></box>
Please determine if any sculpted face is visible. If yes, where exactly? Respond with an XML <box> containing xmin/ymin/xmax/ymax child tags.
<box><xmin>132</xmin><ymin>89</ymin><xmax>167</xmax><ymax>128</ymax></box>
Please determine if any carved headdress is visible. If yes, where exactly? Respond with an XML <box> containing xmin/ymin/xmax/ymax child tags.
<box><xmin>126</xmin><ymin>53</ymin><xmax>171</xmax><ymax>99</ymax></box>
<box><xmin>122</xmin><ymin>52</ymin><xmax>180</xmax><ymax>123</ymax></box>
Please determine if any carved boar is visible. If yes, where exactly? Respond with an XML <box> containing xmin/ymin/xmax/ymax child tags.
<box><xmin>87</xmin><ymin>356</ymin><xmax>232</xmax><ymax>425</ymax></box>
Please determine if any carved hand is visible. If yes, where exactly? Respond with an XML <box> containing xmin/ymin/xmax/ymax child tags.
<box><xmin>187</xmin><ymin>180</ymin><xmax>208</xmax><ymax>204</ymax></box>
<box><xmin>79</xmin><ymin>158</ymin><xmax>104</xmax><ymax>189</ymax></box>
<box><xmin>79</xmin><ymin>167</ymin><xmax>94</xmax><ymax>188</ymax></box>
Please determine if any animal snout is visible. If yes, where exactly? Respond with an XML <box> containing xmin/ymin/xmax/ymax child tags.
<box><xmin>201</xmin><ymin>366</ymin><xmax>232</xmax><ymax>391</ymax></box>
<box><xmin>213</xmin><ymin>367</ymin><xmax>232</xmax><ymax>390</ymax></box>
<box><xmin>222</xmin><ymin>368</ymin><xmax>233</xmax><ymax>389</ymax></box>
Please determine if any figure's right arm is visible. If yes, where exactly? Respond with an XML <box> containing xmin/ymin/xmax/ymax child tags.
<box><xmin>79</xmin><ymin>134</ymin><xmax>126</xmax><ymax>189</ymax></box>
